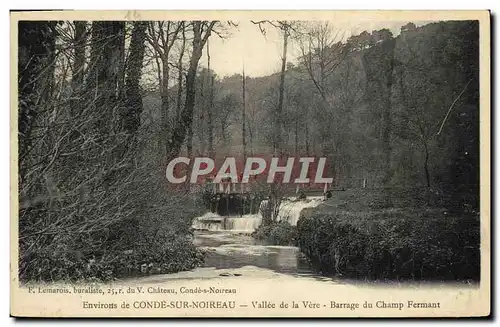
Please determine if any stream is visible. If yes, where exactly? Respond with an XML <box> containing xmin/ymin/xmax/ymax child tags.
<box><xmin>193</xmin><ymin>231</ymin><xmax>314</xmax><ymax>276</ymax></box>
<box><xmin>132</xmin><ymin>196</ymin><xmax>477</xmax><ymax>296</ymax></box>
<box><xmin>190</xmin><ymin>196</ymin><xmax>323</xmax><ymax>276</ymax></box>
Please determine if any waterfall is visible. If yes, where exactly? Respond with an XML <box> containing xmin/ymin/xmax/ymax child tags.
<box><xmin>192</xmin><ymin>196</ymin><xmax>324</xmax><ymax>232</ymax></box>
<box><xmin>192</xmin><ymin>213</ymin><xmax>262</xmax><ymax>232</ymax></box>
<box><xmin>276</xmin><ymin>197</ymin><xmax>324</xmax><ymax>226</ymax></box>
<box><xmin>225</xmin><ymin>214</ymin><xmax>262</xmax><ymax>232</ymax></box>
<box><xmin>191</xmin><ymin>212</ymin><xmax>224</xmax><ymax>231</ymax></box>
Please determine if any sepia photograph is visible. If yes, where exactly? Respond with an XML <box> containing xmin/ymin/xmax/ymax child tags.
<box><xmin>10</xmin><ymin>10</ymin><xmax>490</xmax><ymax>318</ymax></box>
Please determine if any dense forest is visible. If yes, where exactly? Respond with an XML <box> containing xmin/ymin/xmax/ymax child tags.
<box><xmin>146</xmin><ymin>21</ymin><xmax>479</xmax><ymax>196</ymax></box>
<box><xmin>17</xmin><ymin>19</ymin><xmax>479</xmax><ymax>282</ymax></box>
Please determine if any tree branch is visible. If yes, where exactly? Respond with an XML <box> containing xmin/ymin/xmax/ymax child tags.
<box><xmin>436</xmin><ymin>78</ymin><xmax>474</xmax><ymax>136</ymax></box>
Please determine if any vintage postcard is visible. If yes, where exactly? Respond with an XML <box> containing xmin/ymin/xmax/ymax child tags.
<box><xmin>10</xmin><ymin>10</ymin><xmax>491</xmax><ymax>318</ymax></box>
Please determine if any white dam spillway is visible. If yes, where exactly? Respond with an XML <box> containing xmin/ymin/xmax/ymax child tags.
<box><xmin>192</xmin><ymin>197</ymin><xmax>323</xmax><ymax>232</ymax></box>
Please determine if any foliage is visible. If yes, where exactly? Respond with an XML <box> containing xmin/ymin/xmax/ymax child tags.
<box><xmin>296</xmin><ymin>190</ymin><xmax>480</xmax><ymax>281</ymax></box>
<box><xmin>169</xmin><ymin>20</ymin><xmax>480</xmax><ymax>208</ymax></box>
<box><xmin>18</xmin><ymin>21</ymin><xmax>213</xmax><ymax>283</ymax></box>
<box><xmin>252</xmin><ymin>221</ymin><xmax>298</xmax><ymax>246</ymax></box>
<box><xmin>20</xmin><ymin>236</ymin><xmax>204</xmax><ymax>283</ymax></box>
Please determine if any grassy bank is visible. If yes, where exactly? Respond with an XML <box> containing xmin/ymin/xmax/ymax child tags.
<box><xmin>296</xmin><ymin>188</ymin><xmax>480</xmax><ymax>281</ymax></box>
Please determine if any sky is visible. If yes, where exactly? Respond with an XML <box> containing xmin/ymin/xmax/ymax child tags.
<box><xmin>198</xmin><ymin>20</ymin><xmax>432</xmax><ymax>78</ymax></box>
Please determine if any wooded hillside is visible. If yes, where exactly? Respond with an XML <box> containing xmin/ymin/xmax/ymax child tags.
<box><xmin>17</xmin><ymin>19</ymin><xmax>480</xmax><ymax>282</ymax></box>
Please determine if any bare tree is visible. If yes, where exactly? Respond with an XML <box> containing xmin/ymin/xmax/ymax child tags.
<box><xmin>297</xmin><ymin>22</ymin><xmax>349</xmax><ymax>103</ymax></box>
<box><xmin>251</xmin><ymin>20</ymin><xmax>300</xmax><ymax>225</ymax></box>
<box><xmin>146</xmin><ymin>21</ymin><xmax>183</xmax><ymax>156</ymax></box>
<box><xmin>242</xmin><ymin>66</ymin><xmax>247</xmax><ymax>160</ymax></box>
<box><xmin>167</xmin><ymin>21</ymin><xmax>218</xmax><ymax>160</ymax></box>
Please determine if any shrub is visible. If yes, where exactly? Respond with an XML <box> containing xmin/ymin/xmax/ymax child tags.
<box><xmin>252</xmin><ymin>221</ymin><xmax>298</xmax><ymax>246</ymax></box>
<box><xmin>20</xmin><ymin>235</ymin><xmax>205</xmax><ymax>283</ymax></box>
<box><xmin>115</xmin><ymin>237</ymin><xmax>204</xmax><ymax>278</ymax></box>
<box><xmin>19</xmin><ymin>179</ymin><xmax>207</xmax><ymax>283</ymax></box>
<box><xmin>297</xmin><ymin>208</ymin><xmax>480</xmax><ymax>281</ymax></box>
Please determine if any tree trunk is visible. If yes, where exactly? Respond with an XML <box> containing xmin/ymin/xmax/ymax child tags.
<box><xmin>116</xmin><ymin>27</ymin><xmax>126</xmax><ymax>100</ymax></box>
<box><xmin>270</xmin><ymin>26</ymin><xmax>288</xmax><ymax>224</ymax></box>
<box><xmin>72</xmin><ymin>21</ymin><xmax>87</xmax><ymax>89</ymax></box>
<box><xmin>174</xmin><ymin>49</ymin><xmax>202</xmax><ymax>159</ymax></box>
<box><xmin>187</xmin><ymin>125</ymin><xmax>193</xmax><ymax>157</ymax></box>
<box><xmin>198</xmin><ymin>70</ymin><xmax>206</xmax><ymax>155</ymax></box>
<box><xmin>275</xmin><ymin>28</ymin><xmax>288</xmax><ymax>154</ymax></box>
<box><xmin>160</xmin><ymin>56</ymin><xmax>170</xmax><ymax>156</ymax></box>
<box><xmin>176</xmin><ymin>23</ymin><xmax>186</xmax><ymax>124</ymax></box>
<box><xmin>86</xmin><ymin>21</ymin><xmax>125</xmax><ymax>132</ymax></box>
<box><xmin>168</xmin><ymin>21</ymin><xmax>215</xmax><ymax>161</ymax></box>
<box><xmin>270</xmin><ymin>26</ymin><xmax>288</xmax><ymax>226</ymax></box>
<box><xmin>123</xmin><ymin>21</ymin><xmax>147</xmax><ymax>138</ymax></box>
<box><xmin>242</xmin><ymin>68</ymin><xmax>247</xmax><ymax>160</ymax></box>
<box><xmin>423</xmin><ymin>140</ymin><xmax>431</xmax><ymax>188</ymax></box>
<box><xmin>18</xmin><ymin>21</ymin><xmax>57</xmax><ymax>177</ymax></box>
<box><xmin>294</xmin><ymin>116</ymin><xmax>298</xmax><ymax>155</ymax></box>
<box><xmin>70</xmin><ymin>21</ymin><xmax>87</xmax><ymax>122</ymax></box>
<box><xmin>220</xmin><ymin>118</ymin><xmax>228</xmax><ymax>148</ymax></box>
<box><xmin>207</xmin><ymin>39</ymin><xmax>214</xmax><ymax>158</ymax></box>
<box><xmin>85</xmin><ymin>22</ymin><xmax>126</xmax><ymax>191</ymax></box>
<box><xmin>247</xmin><ymin>117</ymin><xmax>254</xmax><ymax>156</ymax></box>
